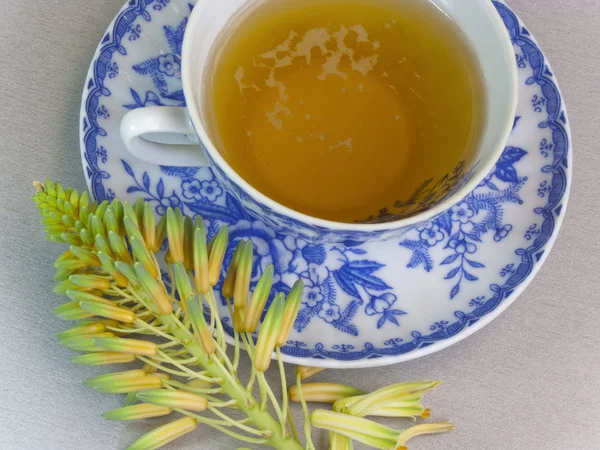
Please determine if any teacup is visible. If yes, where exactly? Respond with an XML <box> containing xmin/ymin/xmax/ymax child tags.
<box><xmin>120</xmin><ymin>0</ymin><xmax>517</xmax><ymax>245</ymax></box>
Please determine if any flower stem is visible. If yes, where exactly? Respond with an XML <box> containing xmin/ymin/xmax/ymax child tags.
<box><xmin>160</xmin><ymin>314</ymin><xmax>303</xmax><ymax>450</ymax></box>
<box><xmin>296</xmin><ymin>372</ymin><xmax>316</xmax><ymax>450</ymax></box>
<box><xmin>276</xmin><ymin>347</ymin><xmax>289</xmax><ymax>437</ymax></box>
<box><xmin>207</xmin><ymin>405</ymin><xmax>267</xmax><ymax>437</ymax></box>
<box><xmin>258</xmin><ymin>372</ymin><xmax>286</xmax><ymax>430</ymax></box>
<box><xmin>287</xmin><ymin>407</ymin><xmax>300</xmax><ymax>443</ymax></box>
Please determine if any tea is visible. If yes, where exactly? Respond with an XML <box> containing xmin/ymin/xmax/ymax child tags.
<box><xmin>203</xmin><ymin>0</ymin><xmax>485</xmax><ymax>223</ymax></box>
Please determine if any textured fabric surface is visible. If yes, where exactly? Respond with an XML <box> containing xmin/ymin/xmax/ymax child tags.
<box><xmin>1</xmin><ymin>1</ymin><xmax>599</xmax><ymax>449</ymax></box>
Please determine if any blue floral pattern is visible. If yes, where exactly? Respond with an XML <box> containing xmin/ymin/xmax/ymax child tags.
<box><xmin>80</xmin><ymin>0</ymin><xmax>571</xmax><ymax>364</ymax></box>
<box><xmin>400</xmin><ymin>146</ymin><xmax>527</xmax><ymax>298</ymax></box>
<box><xmin>129</xmin><ymin>11</ymin><xmax>190</xmax><ymax>104</ymax></box>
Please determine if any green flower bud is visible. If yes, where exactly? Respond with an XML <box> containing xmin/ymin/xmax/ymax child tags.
<box><xmin>137</xmin><ymin>389</ymin><xmax>208</xmax><ymax>412</ymax></box>
<box><xmin>222</xmin><ymin>240</ymin><xmax>244</xmax><ymax>299</ymax></box>
<box><xmin>244</xmin><ymin>265</ymin><xmax>274</xmax><ymax>333</ymax></box>
<box><xmin>130</xmin><ymin>236</ymin><xmax>158</xmax><ymax>279</ymax></box>
<box><xmin>193</xmin><ymin>228</ymin><xmax>209</xmax><ymax>294</ymax></box>
<box><xmin>134</xmin><ymin>262</ymin><xmax>173</xmax><ymax>315</ymax></box>
<box><xmin>71</xmin><ymin>352</ymin><xmax>136</xmax><ymax>366</ymax></box>
<box><xmin>208</xmin><ymin>226</ymin><xmax>229</xmax><ymax>287</ymax></box>
<box><xmin>187</xmin><ymin>296</ymin><xmax>215</xmax><ymax>355</ymax></box>
<box><xmin>93</xmin><ymin>337</ymin><xmax>158</xmax><ymax>356</ymax></box>
<box><xmin>126</xmin><ymin>417</ymin><xmax>197</xmax><ymax>450</ymax></box>
<box><xmin>108</xmin><ymin>231</ymin><xmax>133</xmax><ymax>264</ymax></box>
<box><xmin>103</xmin><ymin>403</ymin><xmax>172</xmax><ymax>421</ymax></box>
<box><xmin>233</xmin><ymin>241</ymin><xmax>253</xmax><ymax>310</ymax></box>
<box><xmin>277</xmin><ymin>279</ymin><xmax>303</xmax><ymax>347</ymax></box>
<box><xmin>289</xmin><ymin>383</ymin><xmax>364</xmax><ymax>404</ymax></box>
<box><xmin>254</xmin><ymin>293</ymin><xmax>284</xmax><ymax>372</ymax></box>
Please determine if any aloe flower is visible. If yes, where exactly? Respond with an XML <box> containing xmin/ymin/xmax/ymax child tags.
<box><xmin>311</xmin><ymin>410</ymin><xmax>453</xmax><ymax>449</ymax></box>
<box><xmin>32</xmin><ymin>180</ymin><xmax>453</xmax><ymax>450</ymax></box>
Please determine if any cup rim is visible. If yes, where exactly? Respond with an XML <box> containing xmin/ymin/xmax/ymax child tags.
<box><xmin>182</xmin><ymin>0</ymin><xmax>519</xmax><ymax>233</ymax></box>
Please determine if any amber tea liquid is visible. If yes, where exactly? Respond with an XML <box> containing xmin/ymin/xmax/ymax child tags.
<box><xmin>203</xmin><ymin>0</ymin><xmax>485</xmax><ymax>223</ymax></box>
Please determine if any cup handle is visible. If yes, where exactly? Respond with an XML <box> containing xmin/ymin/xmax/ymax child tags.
<box><xmin>120</xmin><ymin>106</ymin><xmax>208</xmax><ymax>167</ymax></box>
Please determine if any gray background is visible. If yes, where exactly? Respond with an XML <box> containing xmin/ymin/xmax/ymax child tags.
<box><xmin>1</xmin><ymin>0</ymin><xmax>599</xmax><ymax>449</ymax></box>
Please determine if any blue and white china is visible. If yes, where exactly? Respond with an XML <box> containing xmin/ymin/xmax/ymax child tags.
<box><xmin>80</xmin><ymin>0</ymin><xmax>571</xmax><ymax>368</ymax></box>
<box><xmin>119</xmin><ymin>0</ymin><xmax>518</xmax><ymax>244</ymax></box>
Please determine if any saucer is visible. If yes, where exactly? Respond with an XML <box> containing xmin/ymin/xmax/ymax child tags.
<box><xmin>80</xmin><ymin>0</ymin><xmax>571</xmax><ymax>368</ymax></box>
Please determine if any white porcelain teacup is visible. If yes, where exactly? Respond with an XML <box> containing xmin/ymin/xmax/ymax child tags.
<box><xmin>121</xmin><ymin>0</ymin><xmax>517</xmax><ymax>244</ymax></box>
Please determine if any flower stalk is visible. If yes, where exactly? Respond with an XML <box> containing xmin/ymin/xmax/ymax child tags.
<box><xmin>33</xmin><ymin>180</ymin><xmax>453</xmax><ymax>450</ymax></box>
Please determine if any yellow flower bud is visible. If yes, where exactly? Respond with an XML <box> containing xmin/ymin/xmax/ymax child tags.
<box><xmin>277</xmin><ymin>279</ymin><xmax>303</xmax><ymax>347</ymax></box>
<box><xmin>396</xmin><ymin>422</ymin><xmax>455</xmax><ymax>448</ymax></box>
<box><xmin>142</xmin><ymin>202</ymin><xmax>156</xmax><ymax>251</ymax></box>
<box><xmin>60</xmin><ymin>232</ymin><xmax>82</xmax><ymax>246</ymax></box>
<box><xmin>54</xmin><ymin>258</ymin><xmax>87</xmax><ymax>272</ymax></box>
<box><xmin>244</xmin><ymin>265</ymin><xmax>274</xmax><ymax>333</ymax></box>
<box><xmin>56</xmin><ymin>183</ymin><xmax>66</xmax><ymax>201</ymax></box>
<box><xmin>52</xmin><ymin>301</ymin><xmax>95</xmax><ymax>320</ymax></box>
<box><xmin>69</xmin><ymin>189</ymin><xmax>79</xmax><ymax>209</ymax></box>
<box><xmin>56</xmin><ymin>322</ymin><xmax>106</xmax><ymax>339</ymax></box>
<box><xmin>124</xmin><ymin>215</ymin><xmax>144</xmax><ymax>244</ymax></box>
<box><xmin>289</xmin><ymin>383</ymin><xmax>364</xmax><ymax>404</ymax></box>
<box><xmin>183</xmin><ymin>215</ymin><xmax>194</xmax><ymax>270</ymax></box>
<box><xmin>187</xmin><ymin>296</ymin><xmax>216</xmax><ymax>354</ymax></box>
<box><xmin>93</xmin><ymin>337</ymin><xmax>158</xmax><ymax>356</ymax></box>
<box><xmin>59</xmin><ymin>332</ymin><xmax>115</xmax><ymax>352</ymax></box>
<box><xmin>186</xmin><ymin>378</ymin><xmax>213</xmax><ymax>390</ymax></box>
<box><xmin>126</xmin><ymin>416</ymin><xmax>197</xmax><ymax>450</ymax></box>
<box><xmin>208</xmin><ymin>226</ymin><xmax>229</xmax><ymax>286</ymax></box>
<box><xmin>61</xmin><ymin>214</ymin><xmax>74</xmax><ymax>228</ymax></box>
<box><xmin>111</xmin><ymin>199</ymin><xmax>125</xmax><ymax>233</ymax></box>
<box><xmin>103</xmin><ymin>403</ymin><xmax>172</xmax><ymax>421</ymax></box>
<box><xmin>79</xmin><ymin>228</ymin><xmax>94</xmax><ymax>247</ymax></box>
<box><xmin>95</xmin><ymin>234</ymin><xmax>114</xmax><ymax>258</ymax></box>
<box><xmin>114</xmin><ymin>261</ymin><xmax>139</xmax><ymax>285</ymax></box>
<box><xmin>84</xmin><ymin>369</ymin><xmax>147</xmax><ymax>387</ymax></box>
<box><xmin>346</xmin><ymin>380</ymin><xmax>440</xmax><ymax>418</ymax></box>
<box><xmin>103</xmin><ymin>207</ymin><xmax>119</xmax><ymax>235</ymax></box>
<box><xmin>108</xmin><ymin>231</ymin><xmax>133</xmax><ymax>264</ymax></box>
<box><xmin>79</xmin><ymin>300</ymin><xmax>136</xmax><ymax>324</ymax></box>
<box><xmin>233</xmin><ymin>240</ymin><xmax>253</xmax><ymax>310</ymax></box>
<box><xmin>310</xmin><ymin>410</ymin><xmax>399</xmax><ymax>449</ymax></box>
<box><xmin>166</xmin><ymin>208</ymin><xmax>184</xmax><ymax>264</ymax></box>
<box><xmin>173</xmin><ymin>262</ymin><xmax>193</xmax><ymax>311</ymax></box>
<box><xmin>71</xmin><ymin>352</ymin><xmax>136</xmax><ymax>366</ymax></box>
<box><xmin>92</xmin><ymin>376</ymin><xmax>164</xmax><ymax>394</ymax></box>
<box><xmin>69</xmin><ymin>274</ymin><xmax>111</xmax><ymax>291</ymax></box>
<box><xmin>254</xmin><ymin>293</ymin><xmax>284</xmax><ymax>372</ymax></box>
<box><xmin>56</xmin><ymin>249</ymin><xmax>76</xmax><ymax>263</ymax></box>
<box><xmin>311</xmin><ymin>411</ymin><xmax>452</xmax><ymax>449</ymax></box>
<box><xmin>53</xmin><ymin>279</ymin><xmax>91</xmax><ymax>295</ymax></box>
<box><xmin>222</xmin><ymin>240</ymin><xmax>244</xmax><ymax>299</ymax></box>
<box><xmin>92</xmin><ymin>215</ymin><xmax>106</xmax><ymax>240</ymax></box>
<box><xmin>79</xmin><ymin>190</ymin><xmax>90</xmax><ymax>210</ymax></box>
<box><xmin>296</xmin><ymin>366</ymin><xmax>325</xmax><ymax>380</ymax></box>
<box><xmin>98</xmin><ymin>252</ymin><xmax>129</xmax><ymax>287</ymax></box>
<box><xmin>134</xmin><ymin>262</ymin><xmax>173</xmax><ymax>315</ymax></box>
<box><xmin>123</xmin><ymin>202</ymin><xmax>139</xmax><ymax>227</ymax></box>
<box><xmin>130</xmin><ymin>236</ymin><xmax>159</xmax><ymax>279</ymax></box>
<box><xmin>66</xmin><ymin>290</ymin><xmax>114</xmax><ymax>306</ymax></box>
<box><xmin>69</xmin><ymin>245</ymin><xmax>101</xmax><ymax>267</ymax></box>
<box><xmin>154</xmin><ymin>213</ymin><xmax>167</xmax><ymax>253</ymax></box>
<box><xmin>95</xmin><ymin>200</ymin><xmax>110</xmax><ymax>221</ymax></box>
<box><xmin>137</xmin><ymin>389</ymin><xmax>208</xmax><ymax>412</ymax></box>
<box><xmin>193</xmin><ymin>228</ymin><xmax>210</xmax><ymax>294</ymax></box>
<box><xmin>133</xmin><ymin>197</ymin><xmax>145</xmax><ymax>224</ymax></box>
<box><xmin>329</xmin><ymin>432</ymin><xmax>354</xmax><ymax>450</ymax></box>
<box><xmin>233</xmin><ymin>308</ymin><xmax>245</xmax><ymax>333</ymax></box>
